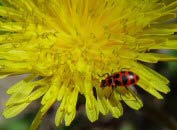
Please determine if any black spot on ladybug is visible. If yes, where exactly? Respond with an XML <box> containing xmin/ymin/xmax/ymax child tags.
<box><xmin>101</xmin><ymin>80</ymin><xmax>106</xmax><ymax>87</ymax></box>
<box><xmin>108</xmin><ymin>78</ymin><xmax>112</xmax><ymax>84</ymax></box>
<box><xmin>122</xmin><ymin>75</ymin><xmax>128</xmax><ymax>85</ymax></box>
<box><xmin>115</xmin><ymin>80</ymin><xmax>121</xmax><ymax>86</ymax></box>
<box><xmin>113</xmin><ymin>74</ymin><xmax>120</xmax><ymax>78</ymax></box>
<box><xmin>131</xmin><ymin>79</ymin><xmax>135</xmax><ymax>84</ymax></box>
<box><xmin>128</xmin><ymin>71</ymin><xmax>134</xmax><ymax>76</ymax></box>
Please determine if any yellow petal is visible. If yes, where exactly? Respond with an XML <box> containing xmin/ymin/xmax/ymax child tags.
<box><xmin>106</xmin><ymin>99</ymin><xmax>123</xmax><ymax>118</ymax></box>
<box><xmin>55</xmin><ymin>95</ymin><xmax>67</xmax><ymax>126</ymax></box>
<box><xmin>115</xmin><ymin>88</ymin><xmax>143</xmax><ymax>110</ymax></box>
<box><xmin>138</xmin><ymin>80</ymin><xmax>163</xmax><ymax>99</ymax></box>
<box><xmin>86</xmin><ymin>95</ymin><xmax>99</xmax><ymax>122</ymax></box>
<box><xmin>3</xmin><ymin>103</ymin><xmax>30</xmax><ymax>118</ymax></box>
<box><xmin>97</xmin><ymin>97</ymin><xmax>109</xmax><ymax>115</ymax></box>
<box><xmin>7</xmin><ymin>74</ymin><xmax>36</xmax><ymax>94</ymax></box>
<box><xmin>65</xmin><ymin>109</ymin><xmax>76</xmax><ymax>126</ymax></box>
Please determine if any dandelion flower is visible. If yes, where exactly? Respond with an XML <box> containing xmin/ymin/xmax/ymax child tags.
<box><xmin>0</xmin><ymin>0</ymin><xmax>177</xmax><ymax>130</ymax></box>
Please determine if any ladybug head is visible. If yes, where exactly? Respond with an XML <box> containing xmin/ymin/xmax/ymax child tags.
<box><xmin>100</xmin><ymin>79</ymin><xmax>107</xmax><ymax>88</ymax></box>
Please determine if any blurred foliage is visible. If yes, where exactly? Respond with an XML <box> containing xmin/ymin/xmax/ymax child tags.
<box><xmin>168</xmin><ymin>50</ymin><xmax>177</xmax><ymax>76</ymax></box>
<box><xmin>0</xmin><ymin>113</ymin><xmax>34</xmax><ymax>130</ymax></box>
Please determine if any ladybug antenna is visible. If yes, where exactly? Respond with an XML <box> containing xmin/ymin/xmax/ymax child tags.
<box><xmin>108</xmin><ymin>86</ymin><xmax>115</xmax><ymax>99</ymax></box>
<box><xmin>124</xmin><ymin>86</ymin><xmax>142</xmax><ymax>106</ymax></box>
<box><xmin>98</xmin><ymin>73</ymin><xmax>110</xmax><ymax>78</ymax></box>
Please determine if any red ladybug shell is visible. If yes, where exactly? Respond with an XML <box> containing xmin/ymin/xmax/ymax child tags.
<box><xmin>103</xmin><ymin>75</ymin><xmax>114</xmax><ymax>87</ymax></box>
<box><xmin>112</xmin><ymin>71</ymin><xmax>139</xmax><ymax>86</ymax></box>
<box><xmin>100</xmin><ymin>71</ymin><xmax>139</xmax><ymax>88</ymax></box>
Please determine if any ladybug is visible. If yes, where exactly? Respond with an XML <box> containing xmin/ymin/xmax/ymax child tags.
<box><xmin>100</xmin><ymin>70</ymin><xmax>139</xmax><ymax>88</ymax></box>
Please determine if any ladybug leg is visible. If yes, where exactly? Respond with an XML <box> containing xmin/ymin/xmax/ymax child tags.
<box><xmin>124</xmin><ymin>86</ymin><xmax>137</xmax><ymax>101</ymax></box>
<box><xmin>113</xmin><ymin>87</ymin><xmax>124</xmax><ymax>101</ymax></box>
<box><xmin>125</xmin><ymin>86</ymin><xmax>142</xmax><ymax>105</ymax></box>
<box><xmin>117</xmin><ymin>89</ymin><xmax>123</xmax><ymax>101</ymax></box>
<box><xmin>108</xmin><ymin>86</ymin><xmax>114</xmax><ymax>99</ymax></box>
<box><xmin>130</xmin><ymin>86</ymin><xmax>138</xmax><ymax>95</ymax></box>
